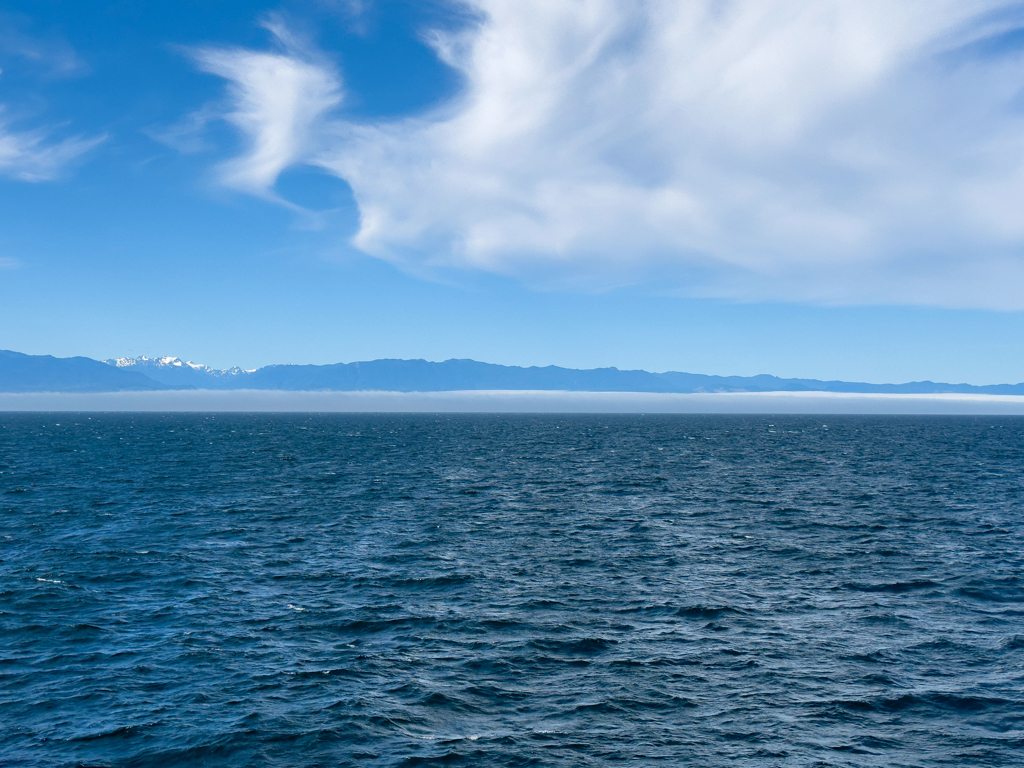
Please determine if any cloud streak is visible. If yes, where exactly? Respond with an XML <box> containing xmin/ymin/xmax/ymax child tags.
<box><xmin>0</xmin><ymin>113</ymin><xmax>103</xmax><ymax>181</ymax></box>
<box><xmin>0</xmin><ymin>12</ymin><xmax>86</xmax><ymax>78</ymax></box>
<box><xmin>197</xmin><ymin>1</ymin><xmax>1024</xmax><ymax>309</ymax></box>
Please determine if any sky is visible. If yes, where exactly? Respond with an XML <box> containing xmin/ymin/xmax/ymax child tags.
<box><xmin>3</xmin><ymin>0</ymin><xmax>1024</xmax><ymax>384</ymax></box>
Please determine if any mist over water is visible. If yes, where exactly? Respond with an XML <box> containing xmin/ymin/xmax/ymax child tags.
<box><xmin>2</xmin><ymin>414</ymin><xmax>1023</xmax><ymax>766</ymax></box>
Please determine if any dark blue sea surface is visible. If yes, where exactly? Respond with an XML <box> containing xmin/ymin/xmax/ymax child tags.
<box><xmin>2</xmin><ymin>414</ymin><xmax>1023</xmax><ymax>766</ymax></box>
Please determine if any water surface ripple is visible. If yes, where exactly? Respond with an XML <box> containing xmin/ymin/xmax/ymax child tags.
<box><xmin>2</xmin><ymin>414</ymin><xmax>1023</xmax><ymax>766</ymax></box>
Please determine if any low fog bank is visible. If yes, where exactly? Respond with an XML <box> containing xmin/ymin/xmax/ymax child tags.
<box><xmin>3</xmin><ymin>390</ymin><xmax>1024</xmax><ymax>414</ymax></box>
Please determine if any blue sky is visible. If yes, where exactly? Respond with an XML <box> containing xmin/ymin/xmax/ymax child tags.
<box><xmin>3</xmin><ymin>0</ymin><xmax>1024</xmax><ymax>384</ymax></box>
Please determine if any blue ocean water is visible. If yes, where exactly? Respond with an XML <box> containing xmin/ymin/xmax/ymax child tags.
<box><xmin>1</xmin><ymin>414</ymin><xmax>1023</xmax><ymax>767</ymax></box>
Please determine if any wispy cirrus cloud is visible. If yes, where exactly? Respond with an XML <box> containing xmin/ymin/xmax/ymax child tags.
<box><xmin>0</xmin><ymin>14</ymin><xmax>101</xmax><ymax>180</ymax></box>
<box><xmin>192</xmin><ymin>1</ymin><xmax>1024</xmax><ymax>309</ymax></box>
<box><xmin>145</xmin><ymin>104</ymin><xmax>219</xmax><ymax>155</ymax></box>
<box><xmin>0</xmin><ymin>111</ymin><xmax>103</xmax><ymax>181</ymax></box>
<box><xmin>0</xmin><ymin>12</ymin><xmax>86</xmax><ymax>78</ymax></box>
<box><xmin>189</xmin><ymin>19</ymin><xmax>343</xmax><ymax>199</ymax></box>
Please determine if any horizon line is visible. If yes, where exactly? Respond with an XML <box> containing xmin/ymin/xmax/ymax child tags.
<box><xmin>4</xmin><ymin>389</ymin><xmax>1024</xmax><ymax>415</ymax></box>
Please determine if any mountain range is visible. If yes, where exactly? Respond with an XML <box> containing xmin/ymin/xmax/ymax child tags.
<box><xmin>1</xmin><ymin>350</ymin><xmax>1022</xmax><ymax>395</ymax></box>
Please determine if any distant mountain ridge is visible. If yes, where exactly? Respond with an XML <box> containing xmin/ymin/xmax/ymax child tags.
<box><xmin>1</xmin><ymin>349</ymin><xmax>1022</xmax><ymax>395</ymax></box>
<box><xmin>0</xmin><ymin>350</ymin><xmax>178</xmax><ymax>393</ymax></box>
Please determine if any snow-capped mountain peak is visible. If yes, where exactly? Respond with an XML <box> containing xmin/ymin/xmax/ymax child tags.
<box><xmin>106</xmin><ymin>355</ymin><xmax>236</xmax><ymax>373</ymax></box>
<box><xmin>102</xmin><ymin>356</ymin><xmax>253</xmax><ymax>386</ymax></box>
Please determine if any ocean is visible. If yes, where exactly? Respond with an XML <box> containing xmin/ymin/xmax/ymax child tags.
<box><xmin>2</xmin><ymin>413</ymin><xmax>1022</xmax><ymax>766</ymax></box>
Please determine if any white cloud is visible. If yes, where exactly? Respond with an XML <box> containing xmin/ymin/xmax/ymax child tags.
<box><xmin>201</xmin><ymin>1</ymin><xmax>1024</xmax><ymax>308</ymax></box>
<box><xmin>0</xmin><ymin>112</ymin><xmax>103</xmax><ymax>181</ymax></box>
<box><xmin>191</xmin><ymin>21</ymin><xmax>343</xmax><ymax>199</ymax></box>
<box><xmin>0</xmin><ymin>18</ymin><xmax>100</xmax><ymax>181</ymax></box>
